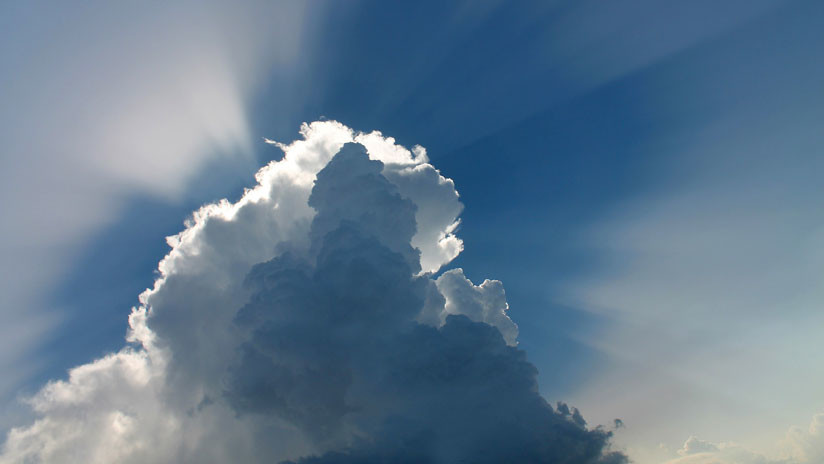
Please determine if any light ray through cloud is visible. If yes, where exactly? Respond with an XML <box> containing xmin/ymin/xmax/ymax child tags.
<box><xmin>0</xmin><ymin>0</ymin><xmax>309</xmax><ymax>421</ymax></box>
<box><xmin>1</xmin><ymin>2</ymin><xmax>822</xmax><ymax>463</ymax></box>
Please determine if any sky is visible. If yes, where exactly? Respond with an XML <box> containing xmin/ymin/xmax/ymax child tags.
<box><xmin>0</xmin><ymin>1</ymin><xmax>823</xmax><ymax>463</ymax></box>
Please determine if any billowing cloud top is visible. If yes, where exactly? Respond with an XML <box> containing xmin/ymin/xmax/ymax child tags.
<box><xmin>0</xmin><ymin>122</ymin><xmax>624</xmax><ymax>464</ymax></box>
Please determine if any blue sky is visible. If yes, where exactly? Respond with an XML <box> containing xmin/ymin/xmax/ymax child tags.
<box><xmin>1</xmin><ymin>1</ymin><xmax>823</xmax><ymax>463</ymax></box>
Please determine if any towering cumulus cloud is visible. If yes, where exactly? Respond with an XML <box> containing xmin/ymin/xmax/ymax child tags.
<box><xmin>0</xmin><ymin>122</ymin><xmax>625</xmax><ymax>464</ymax></box>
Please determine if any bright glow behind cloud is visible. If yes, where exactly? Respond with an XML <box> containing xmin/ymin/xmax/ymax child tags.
<box><xmin>0</xmin><ymin>0</ymin><xmax>309</xmax><ymax>410</ymax></box>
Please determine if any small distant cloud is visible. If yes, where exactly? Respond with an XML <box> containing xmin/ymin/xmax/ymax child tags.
<box><xmin>664</xmin><ymin>413</ymin><xmax>824</xmax><ymax>464</ymax></box>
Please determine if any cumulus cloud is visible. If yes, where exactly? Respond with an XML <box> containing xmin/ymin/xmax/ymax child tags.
<box><xmin>662</xmin><ymin>413</ymin><xmax>824</xmax><ymax>464</ymax></box>
<box><xmin>663</xmin><ymin>438</ymin><xmax>783</xmax><ymax>464</ymax></box>
<box><xmin>785</xmin><ymin>413</ymin><xmax>824</xmax><ymax>463</ymax></box>
<box><xmin>0</xmin><ymin>121</ymin><xmax>624</xmax><ymax>463</ymax></box>
<box><xmin>427</xmin><ymin>269</ymin><xmax>518</xmax><ymax>346</ymax></box>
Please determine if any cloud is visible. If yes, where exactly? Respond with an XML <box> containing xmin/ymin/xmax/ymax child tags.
<box><xmin>429</xmin><ymin>268</ymin><xmax>518</xmax><ymax>346</ymax></box>
<box><xmin>0</xmin><ymin>122</ymin><xmax>624</xmax><ymax>463</ymax></box>
<box><xmin>678</xmin><ymin>436</ymin><xmax>720</xmax><ymax>455</ymax></box>
<box><xmin>659</xmin><ymin>412</ymin><xmax>824</xmax><ymax>464</ymax></box>
<box><xmin>785</xmin><ymin>413</ymin><xmax>824</xmax><ymax>463</ymax></box>
<box><xmin>663</xmin><ymin>439</ymin><xmax>783</xmax><ymax>464</ymax></box>
<box><xmin>658</xmin><ymin>436</ymin><xmax>787</xmax><ymax>464</ymax></box>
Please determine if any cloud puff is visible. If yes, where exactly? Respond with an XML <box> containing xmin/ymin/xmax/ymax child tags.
<box><xmin>0</xmin><ymin>122</ymin><xmax>624</xmax><ymax>463</ymax></box>
<box><xmin>427</xmin><ymin>268</ymin><xmax>518</xmax><ymax>346</ymax></box>
<box><xmin>785</xmin><ymin>413</ymin><xmax>824</xmax><ymax>463</ymax></box>
<box><xmin>663</xmin><ymin>441</ymin><xmax>782</xmax><ymax>464</ymax></box>
<box><xmin>663</xmin><ymin>413</ymin><xmax>824</xmax><ymax>464</ymax></box>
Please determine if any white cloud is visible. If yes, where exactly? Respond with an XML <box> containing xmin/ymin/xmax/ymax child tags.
<box><xmin>430</xmin><ymin>269</ymin><xmax>518</xmax><ymax>346</ymax></box>
<box><xmin>784</xmin><ymin>413</ymin><xmax>824</xmax><ymax>463</ymax></box>
<box><xmin>655</xmin><ymin>413</ymin><xmax>824</xmax><ymax>464</ymax></box>
<box><xmin>663</xmin><ymin>439</ymin><xmax>784</xmax><ymax>464</ymax></box>
<box><xmin>0</xmin><ymin>122</ymin><xmax>556</xmax><ymax>464</ymax></box>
